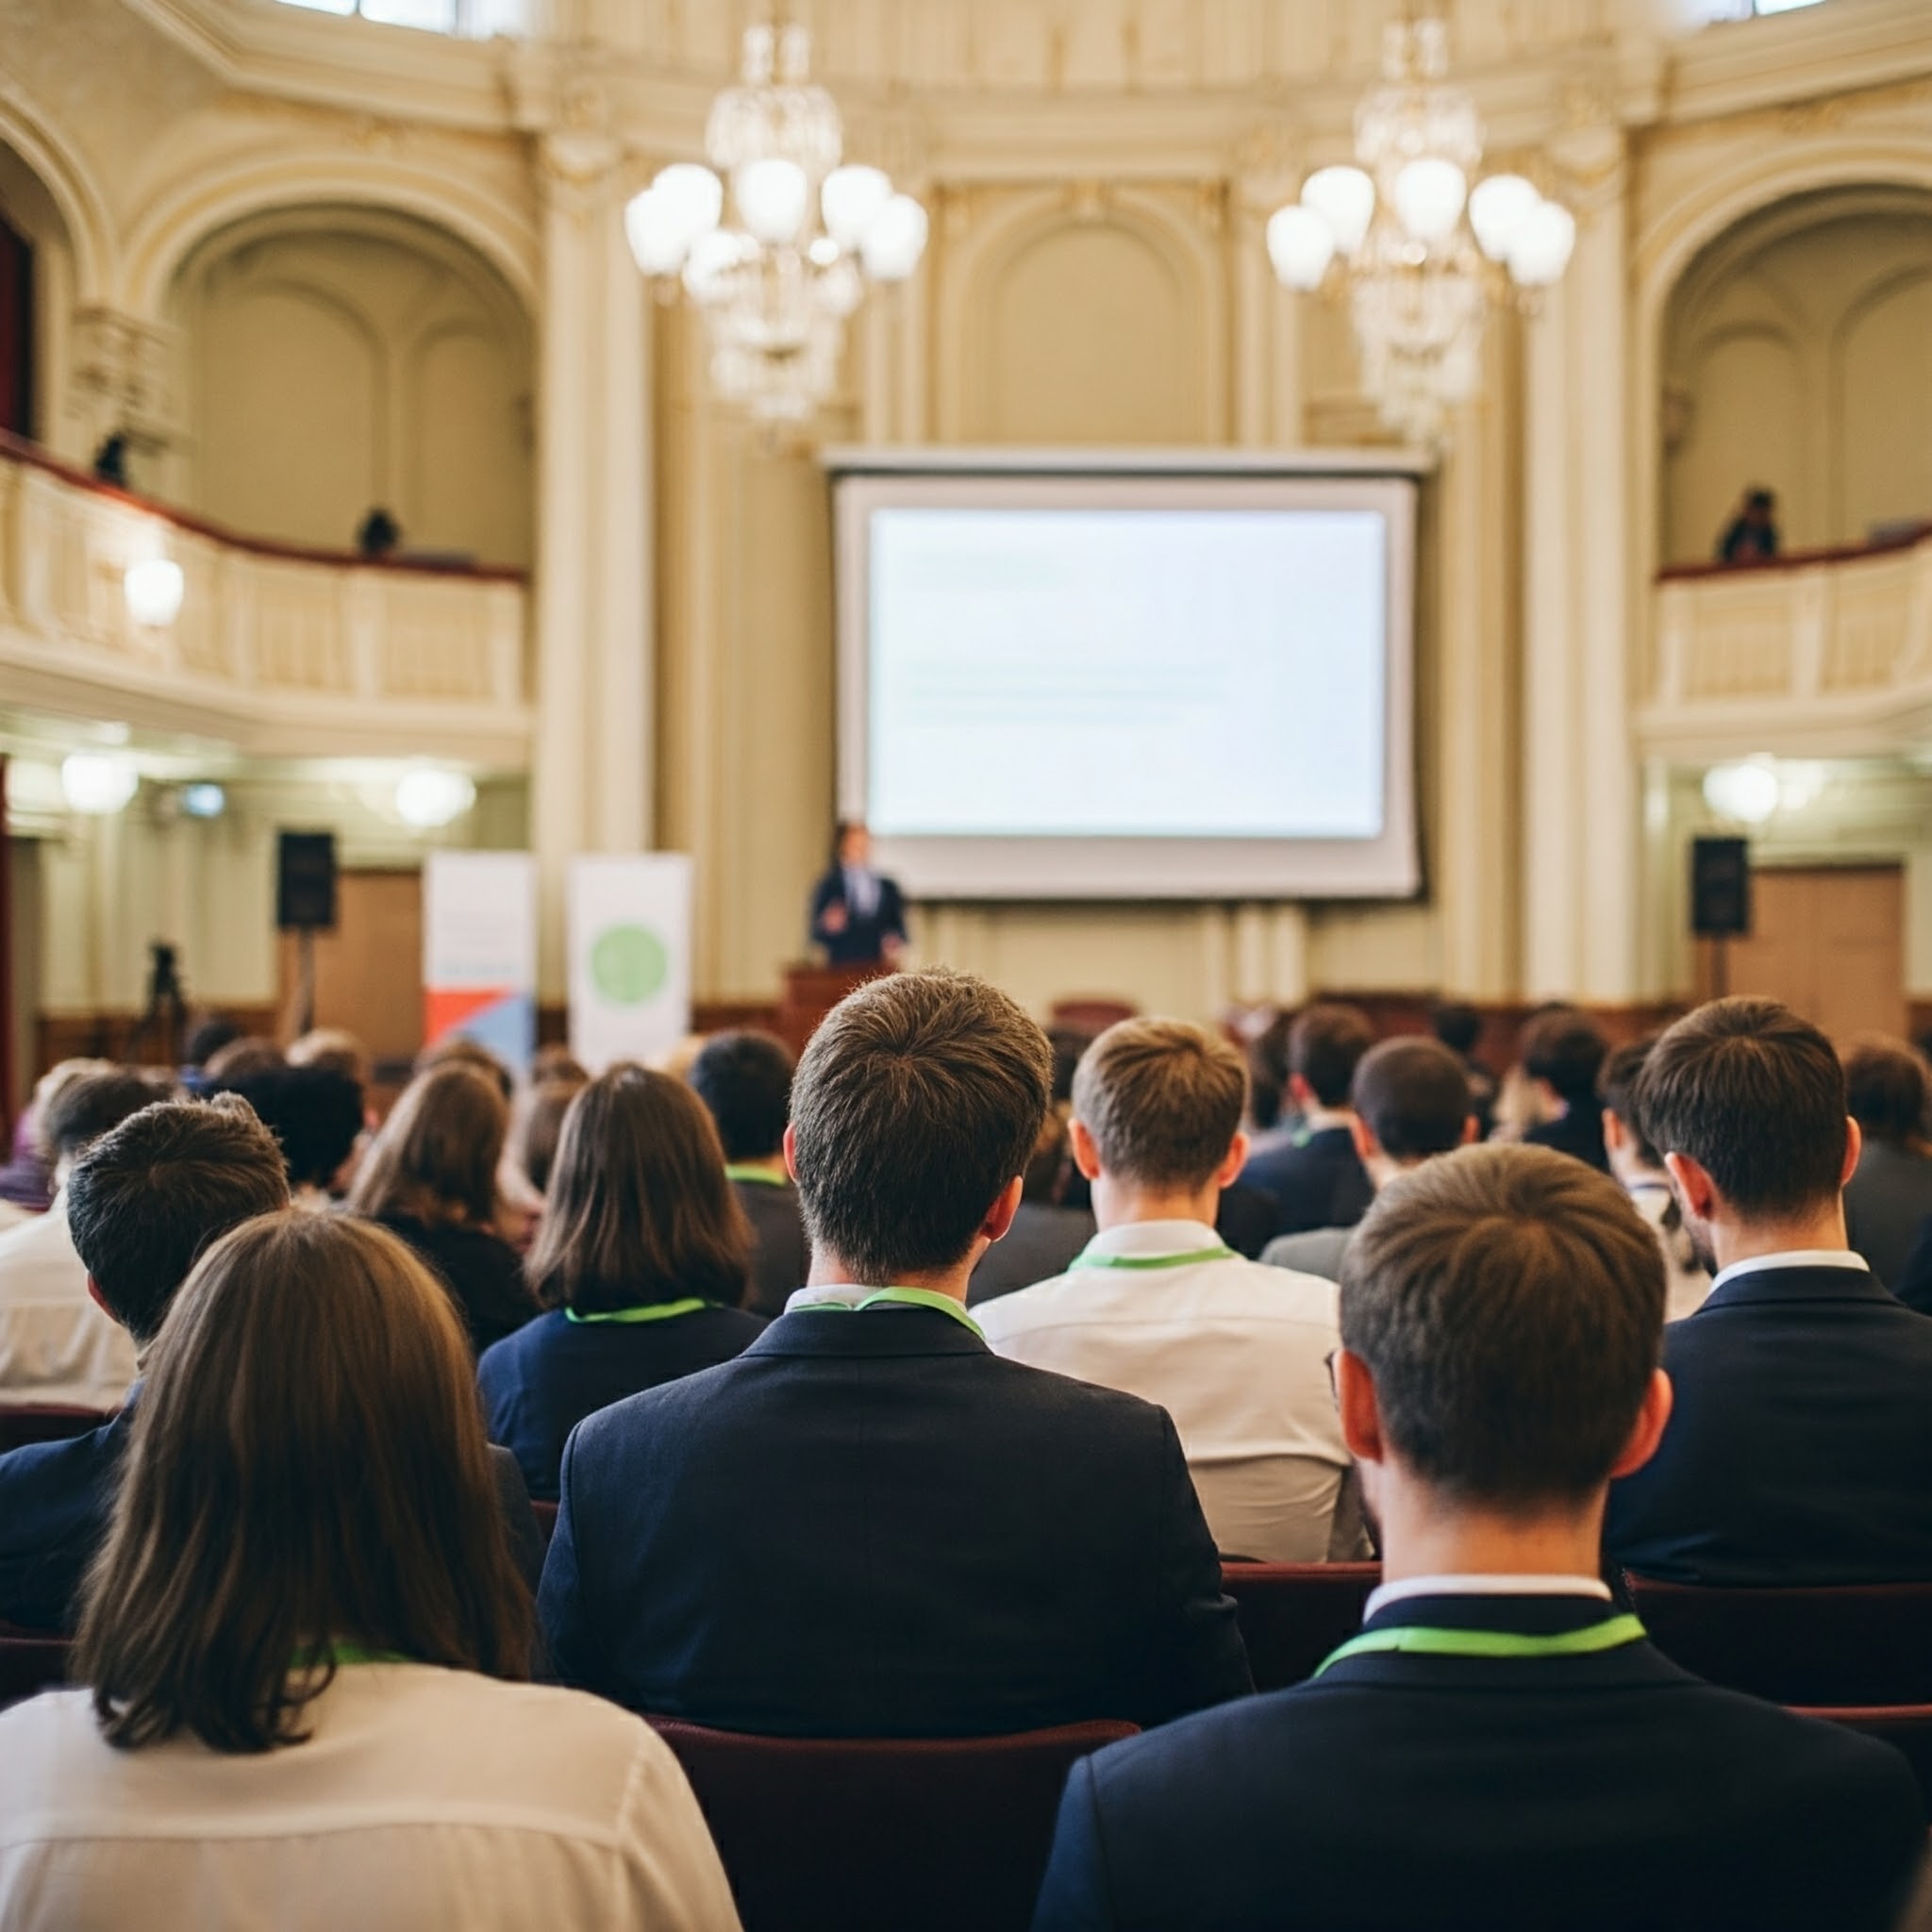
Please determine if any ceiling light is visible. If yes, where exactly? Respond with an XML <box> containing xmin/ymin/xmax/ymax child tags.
<box><xmin>62</xmin><ymin>752</ymin><xmax>140</xmax><ymax>815</ymax></box>
<box><xmin>1702</xmin><ymin>758</ymin><xmax>1781</xmax><ymax>824</ymax></box>
<box><xmin>394</xmin><ymin>767</ymin><xmax>476</xmax><ymax>829</ymax></box>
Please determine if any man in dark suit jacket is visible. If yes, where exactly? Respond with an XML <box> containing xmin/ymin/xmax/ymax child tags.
<box><xmin>808</xmin><ymin>821</ymin><xmax>908</xmax><ymax>968</ymax></box>
<box><xmin>1519</xmin><ymin>1006</ymin><xmax>1612</xmax><ymax>1172</ymax></box>
<box><xmin>1237</xmin><ymin>1002</ymin><xmax>1375</xmax><ymax>1236</ymax></box>
<box><xmin>1033</xmin><ymin>1144</ymin><xmax>1926</xmax><ymax>1931</ymax></box>
<box><xmin>0</xmin><ymin>1096</ymin><xmax>545</xmax><ymax>1631</ymax></box>
<box><xmin>540</xmin><ymin>970</ymin><xmax>1251</xmax><ymax>1736</ymax></box>
<box><xmin>1606</xmin><ymin>997</ymin><xmax>1932</xmax><ymax>1583</ymax></box>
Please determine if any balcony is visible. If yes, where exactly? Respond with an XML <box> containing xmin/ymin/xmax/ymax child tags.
<box><xmin>0</xmin><ymin>433</ymin><xmax>531</xmax><ymax>765</ymax></box>
<box><xmin>1641</xmin><ymin>525</ymin><xmax>1932</xmax><ymax>758</ymax></box>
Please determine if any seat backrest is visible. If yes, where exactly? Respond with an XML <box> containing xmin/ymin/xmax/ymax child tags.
<box><xmin>1220</xmin><ymin>1561</ymin><xmax>1382</xmax><ymax>1691</ymax></box>
<box><xmin>1627</xmin><ymin>1575</ymin><xmax>1932</xmax><ymax>1705</ymax></box>
<box><xmin>530</xmin><ymin>1499</ymin><xmax>558</xmax><ymax>1547</ymax></box>
<box><xmin>1790</xmin><ymin>1706</ymin><xmax>1932</xmax><ymax>1827</ymax></box>
<box><xmin>0</xmin><ymin>1405</ymin><xmax>115</xmax><ymax>1454</ymax></box>
<box><xmin>647</xmin><ymin>1717</ymin><xmax>1137</xmax><ymax>1932</ymax></box>
<box><xmin>0</xmin><ymin>1633</ymin><xmax>75</xmax><ymax>1710</ymax></box>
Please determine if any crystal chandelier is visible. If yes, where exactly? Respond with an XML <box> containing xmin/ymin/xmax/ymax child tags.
<box><xmin>1264</xmin><ymin>18</ymin><xmax>1575</xmax><ymax>446</ymax></box>
<box><xmin>625</xmin><ymin>24</ymin><xmax>928</xmax><ymax>425</ymax></box>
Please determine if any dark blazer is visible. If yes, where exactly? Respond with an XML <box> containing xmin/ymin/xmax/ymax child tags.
<box><xmin>538</xmin><ymin>1304</ymin><xmax>1252</xmax><ymax>1736</ymax></box>
<box><xmin>478</xmin><ymin>1302</ymin><xmax>767</xmax><ymax>1501</ymax></box>
<box><xmin>808</xmin><ymin>867</ymin><xmax>907</xmax><ymax>967</ymax></box>
<box><xmin>373</xmin><ymin>1212</ymin><xmax>536</xmax><ymax>1356</ymax></box>
<box><xmin>1032</xmin><ymin>1591</ymin><xmax>1926</xmax><ymax>1932</ymax></box>
<box><xmin>1523</xmin><ymin>1104</ymin><xmax>1610</xmax><ymax>1172</ymax></box>
<box><xmin>730</xmin><ymin>1174</ymin><xmax>810</xmax><ymax>1317</ymax></box>
<box><xmin>969</xmin><ymin>1204</ymin><xmax>1097</xmax><ymax>1306</ymax></box>
<box><xmin>1890</xmin><ymin>1215</ymin><xmax>1932</xmax><ymax>1316</ymax></box>
<box><xmin>1846</xmin><ymin>1141</ymin><xmax>1932</xmax><ymax>1293</ymax></box>
<box><xmin>1238</xmin><ymin>1124</ymin><xmax>1372</xmax><ymax>1238</ymax></box>
<box><xmin>1606</xmin><ymin>1259</ymin><xmax>1932</xmax><ymax>1583</ymax></box>
<box><xmin>0</xmin><ymin>1395</ymin><xmax>546</xmax><ymax>1635</ymax></box>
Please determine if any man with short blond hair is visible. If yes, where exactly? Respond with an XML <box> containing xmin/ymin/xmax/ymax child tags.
<box><xmin>980</xmin><ymin>1017</ymin><xmax>1357</xmax><ymax>1563</ymax></box>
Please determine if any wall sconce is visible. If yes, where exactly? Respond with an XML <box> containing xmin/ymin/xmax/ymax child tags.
<box><xmin>125</xmin><ymin>557</ymin><xmax>185</xmax><ymax>627</ymax></box>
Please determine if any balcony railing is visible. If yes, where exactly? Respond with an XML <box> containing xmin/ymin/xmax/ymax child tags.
<box><xmin>1641</xmin><ymin>525</ymin><xmax>1932</xmax><ymax>758</ymax></box>
<box><xmin>0</xmin><ymin>432</ymin><xmax>531</xmax><ymax>763</ymax></box>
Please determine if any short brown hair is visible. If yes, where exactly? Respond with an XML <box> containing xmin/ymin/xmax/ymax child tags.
<box><xmin>1521</xmin><ymin>1008</ymin><xmax>1609</xmax><ymax>1103</ymax></box>
<box><xmin>1291</xmin><ymin>1003</ymin><xmax>1375</xmax><ymax>1108</ymax></box>
<box><xmin>346</xmin><ymin>1061</ymin><xmax>508</xmax><ymax>1229</ymax></box>
<box><xmin>1636</xmin><ymin>997</ymin><xmax>1847</xmax><ymax>1215</ymax></box>
<box><xmin>790</xmin><ymin>970</ymin><xmax>1051</xmax><ymax>1282</ymax></box>
<box><xmin>1072</xmin><ymin>1019</ymin><xmax>1246</xmax><ymax>1191</ymax></box>
<box><xmin>525</xmin><ymin>1065</ymin><xmax>751</xmax><ymax>1314</ymax></box>
<box><xmin>508</xmin><ymin>1074</ymin><xmax>589</xmax><ymax>1195</ymax></box>
<box><xmin>1598</xmin><ymin>1038</ymin><xmax>1665</xmax><ymax>1168</ymax></box>
<box><xmin>1351</xmin><ymin>1037</ymin><xmax>1472</xmax><ymax>1161</ymax></box>
<box><xmin>1340</xmin><ymin>1144</ymin><xmax>1663</xmax><ymax>1507</ymax></box>
<box><xmin>75</xmin><ymin>1214</ymin><xmax>532</xmax><ymax>1753</ymax></box>
<box><xmin>1842</xmin><ymin>1037</ymin><xmax>1927</xmax><ymax>1148</ymax></box>
<box><xmin>42</xmin><ymin>1067</ymin><xmax>164</xmax><ymax>1162</ymax></box>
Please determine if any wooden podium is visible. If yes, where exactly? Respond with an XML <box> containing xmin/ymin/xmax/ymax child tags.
<box><xmin>778</xmin><ymin>961</ymin><xmax>894</xmax><ymax>1057</ymax></box>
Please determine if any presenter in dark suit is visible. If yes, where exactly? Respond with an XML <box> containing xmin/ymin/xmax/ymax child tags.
<box><xmin>808</xmin><ymin>821</ymin><xmax>908</xmax><ymax>967</ymax></box>
<box><xmin>1032</xmin><ymin>1145</ymin><xmax>1926</xmax><ymax>1932</ymax></box>
<box><xmin>539</xmin><ymin>970</ymin><xmax>1251</xmax><ymax>1737</ymax></box>
<box><xmin>1607</xmin><ymin>997</ymin><xmax>1932</xmax><ymax>1583</ymax></box>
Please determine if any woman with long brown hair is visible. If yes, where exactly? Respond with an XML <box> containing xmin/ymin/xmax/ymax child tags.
<box><xmin>347</xmin><ymin>1059</ymin><xmax>533</xmax><ymax>1352</ymax></box>
<box><xmin>0</xmin><ymin>1213</ymin><xmax>738</xmax><ymax>1929</ymax></box>
<box><xmin>478</xmin><ymin>1064</ymin><xmax>765</xmax><ymax>1501</ymax></box>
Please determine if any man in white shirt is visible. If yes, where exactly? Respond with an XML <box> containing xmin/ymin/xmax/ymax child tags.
<box><xmin>0</xmin><ymin>1066</ymin><xmax>158</xmax><ymax>1409</ymax></box>
<box><xmin>1595</xmin><ymin>1037</ymin><xmax>1710</xmax><ymax>1323</ymax></box>
<box><xmin>978</xmin><ymin>1017</ymin><xmax>1357</xmax><ymax>1562</ymax></box>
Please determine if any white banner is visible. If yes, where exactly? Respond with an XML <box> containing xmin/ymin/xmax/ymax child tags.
<box><xmin>422</xmin><ymin>850</ymin><xmax>538</xmax><ymax>1075</ymax></box>
<box><xmin>568</xmin><ymin>853</ymin><xmax>694</xmax><ymax>1073</ymax></box>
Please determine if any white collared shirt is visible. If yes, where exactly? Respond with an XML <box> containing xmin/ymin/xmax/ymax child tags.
<box><xmin>1708</xmin><ymin>1248</ymin><xmax>1870</xmax><ymax>1297</ymax></box>
<box><xmin>976</xmin><ymin>1219</ymin><xmax>1354</xmax><ymax>1562</ymax></box>
<box><xmin>0</xmin><ymin>1192</ymin><xmax>137</xmax><ymax>1409</ymax></box>
<box><xmin>1364</xmin><ymin>1573</ymin><xmax>1613</xmax><ymax>1620</ymax></box>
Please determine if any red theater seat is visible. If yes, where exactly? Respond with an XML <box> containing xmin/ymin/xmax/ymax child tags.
<box><xmin>0</xmin><ymin>1627</ymin><xmax>74</xmax><ymax>1709</ymax></box>
<box><xmin>1220</xmin><ymin>1561</ymin><xmax>1382</xmax><ymax>1692</ymax></box>
<box><xmin>0</xmin><ymin>1405</ymin><xmax>115</xmax><ymax>1453</ymax></box>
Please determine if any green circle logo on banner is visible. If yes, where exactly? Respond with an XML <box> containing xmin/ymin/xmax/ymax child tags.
<box><xmin>591</xmin><ymin>924</ymin><xmax>668</xmax><ymax>1006</ymax></box>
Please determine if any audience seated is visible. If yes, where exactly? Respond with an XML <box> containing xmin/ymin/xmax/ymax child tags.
<box><xmin>478</xmin><ymin>1067</ymin><xmax>766</xmax><ymax>1502</ymax></box>
<box><xmin>1031</xmin><ymin>1145</ymin><xmax>1927</xmax><ymax>1932</ymax></box>
<box><xmin>1598</xmin><ymin>1039</ymin><xmax>1712</xmax><ymax>1323</ymax></box>
<box><xmin>1605</xmin><ymin>997</ymin><xmax>1932</xmax><ymax>1583</ymax></box>
<box><xmin>979</xmin><ymin>1019</ymin><xmax>1357</xmax><ymax>1563</ymax></box>
<box><xmin>539</xmin><ymin>970</ymin><xmax>1251</xmax><ymax>1736</ymax></box>
<box><xmin>416</xmin><ymin>1033</ymin><xmax>516</xmax><ymax>1102</ymax></box>
<box><xmin>198</xmin><ymin>1035</ymin><xmax>285</xmax><ymax>1085</ymax></box>
<box><xmin>1430</xmin><ymin>999</ymin><xmax>1497</xmax><ymax>1139</ymax></box>
<box><xmin>175</xmin><ymin>1015</ymin><xmax>241</xmax><ymax>1096</ymax></box>
<box><xmin>968</xmin><ymin>1110</ymin><xmax>1094</xmax><ymax>1306</ymax></box>
<box><xmin>1519</xmin><ymin>1007</ymin><xmax>1611</xmax><ymax>1171</ymax></box>
<box><xmin>0</xmin><ymin>1212</ymin><xmax>739</xmax><ymax>1932</ymax></box>
<box><xmin>211</xmin><ymin>1062</ymin><xmax>366</xmax><ymax>1208</ymax></box>
<box><xmin>687</xmin><ymin>1031</ymin><xmax>809</xmax><ymax>1317</ymax></box>
<box><xmin>286</xmin><ymin>1024</ymin><xmax>375</xmax><ymax>1088</ymax></box>
<box><xmin>1260</xmin><ymin>1036</ymin><xmax>1474</xmax><ymax>1281</ymax></box>
<box><xmin>1840</xmin><ymin>1035</ymin><xmax>1932</xmax><ymax>1288</ymax></box>
<box><xmin>1237</xmin><ymin>1003</ymin><xmax>1375</xmax><ymax>1236</ymax></box>
<box><xmin>507</xmin><ymin>1073</ymin><xmax>589</xmax><ymax>1203</ymax></box>
<box><xmin>346</xmin><ymin>1062</ymin><xmax>536</xmax><ymax>1354</ymax></box>
<box><xmin>0</xmin><ymin>1067</ymin><xmax>158</xmax><ymax>1408</ymax></box>
<box><xmin>0</xmin><ymin>1097</ymin><xmax>545</xmax><ymax>1632</ymax></box>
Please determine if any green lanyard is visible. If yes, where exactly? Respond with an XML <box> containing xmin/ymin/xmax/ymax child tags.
<box><xmin>724</xmin><ymin>1164</ymin><xmax>788</xmax><ymax>1188</ymax></box>
<box><xmin>1072</xmin><ymin>1242</ymin><xmax>1238</xmax><ymax>1271</ymax></box>
<box><xmin>1315</xmin><ymin>1614</ymin><xmax>1646</xmax><ymax>1677</ymax></box>
<box><xmin>566</xmin><ymin>1298</ymin><xmax>712</xmax><ymax>1325</ymax></box>
<box><xmin>797</xmin><ymin>1287</ymin><xmax>985</xmax><ymax>1340</ymax></box>
<box><xmin>293</xmin><ymin>1642</ymin><xmax>411</xmax><ymax>1669</ymax></box>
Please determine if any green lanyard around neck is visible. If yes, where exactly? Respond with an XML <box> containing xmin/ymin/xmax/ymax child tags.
<box><xmin>798</xmin><ymin>1286</ymin><xmax>985</xmax><ymax>1340</ymax></box>
<box><xmin>293</xmin><ymin>1642</ymin><xmax>411</xmax><ymax>1669</ymax></box>
<box><xmin>1072</xmin><ymin>1242</ymin><xmax>1238</xmax><ymax>1271</ymax></box>
<box><xmin>566</xmin><ymin>1297</ymin><xmax>712</xmax><ymax>1325</ymax></box>
<box><xmin>1315</xmin><ymin>1614</ymin><xmax>1645</xmax><ymax>1677</ymax></box>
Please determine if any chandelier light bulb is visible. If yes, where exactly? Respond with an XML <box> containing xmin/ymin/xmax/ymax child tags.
<box><xmin>821</xmin><ymin>164</ymin><xmax>892</xmax><ymax>252</ymax></box>
<box><xmin>734</xmin><ymin>158</ymin><xmax>809</xmax><ymax>246</ymax></box>
<box><xmin>860</xmin><ymin>194</ymin><xmax>929</xmax><ymax>282</ymax></box>
<box><xmin>651</xmin><ymin>164</ymin><xmax>724</xmax><ymax>252</ymax></box>
<box><xmin>1391</xmin><ymin>157</ymin><xmax>1468</xmax><ymax>244</ymax></box>
<box><xmin>1468</xmin><ymin>173</ymin><xmax>1541</xmax><ymax>261</ymax></box>
<box><xmin>1507</xmin><ymin>199</ymin><xmax>1577</xmax><ymax>287</ymax></box>
<box><xmin>1266</xmin><ymin>205</ymin><xmax>1336</xmax><ymax>291</ymax></box>
<box><xmin>61</xmin><ymin>752</ymin><xmax>140</xmax><ymax>816</ymax></box>
<box><xmin>625</xmin><ymin>190</ymin><xmax>691</xmax><ymax>276</ymax></box>
<box><xmin>179</xmin><ymin>782</ymin><xmax>227</xmax><ymax>820</ymax></box>
<box><xmin>394</xmin><ymin>768</ymin><xmax>476</xmax><ymax>831</ymax></box>
<box><xmin>1302</xmin><ymin>166</ymin><xmax>1375</xmax><ymax>257</ymax></box>
<box><xmin>124</xmin><ymin>557</ymin><xmax>185</xmax><ymax>627</ymax></box>
<box><xmin>1702</xmin><ymin>758</ymin><xmax>1781</xmax><ymax>825</ymax></box>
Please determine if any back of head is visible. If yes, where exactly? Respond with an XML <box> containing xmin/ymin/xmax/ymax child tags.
<box><xmin>790</xmin><ymin>970</ymin><xmax>1051</xmax><ymax>1283</ymax></box>
<box><xmin>75</xmin><ymin>1213</ymin><xmax>531</xmax><ymax>1751</ymax></box>
<box><xmin>1430</xmin><ymin>1001</ymin><xmax>1483</xmax><ymax>1059</ymax></box>
<box><xmin>526</xmin><ymin>1065</ymin><xmax>750</xmax><ymax>1313</ymax></box>
<box><xmin>687</xmin><ymin>1030</ymin><xmax>794</xmax><ymax>1163</ymax></box>
<box><xmin>1636</xmin><ymin>996</ymin><xmax>1847</xmax><ymax>1217</ymax></box>
<box><xmin>1340</xmin><ymin>1143</ymin><xmax>1664</xmax><ymax>1507</ymax></box>
<box><xmin>1351</xmin><ymin>1037</ymin><xmax>1472</xmax><ymax>1162</ymax></box>
<box><xmin>1072</xmin><ymin>1018</ymin><xmax>1246</xmax><ymax>1191</ymax></box>
<box><xmin>65</xmin><ymin>1096</ymin><xmax>291</xmax><ymax>1346</ymax></box>
<box><xmin>1597</xmin><ymin>1038</ymin><xmax>1665</xmax><ymax>1169</ymax></box>
<box><xmin>1291</xmin><ymin>1003</ymin><xmax>1375</xmax><ymax>1108</ymax></box>
<box><xmin>413</xmin><ymin>1034</ymin><xmax>514</xmax><ymax>1104</ymax></box>
<box><xmin>346</xmin><ymin>1061</ymin><xmax>508</xmax><ymax>1228</ymax></box>
<box><xmin>200</xmin><ymin>1036</ymin><xmax>285</xmax><ymax>1086</ymax></box>
<box><xmin>507</xmin><ymin>1074</ymin><xmax>588</xmax><ymax>1195</ymax></box>
<box><xmin>212</xmin><ymin>1065</ymin><xmax>365</xmax><ymax>1191</ymax></box>
<box><xmin>1247</xmin><ymin>1011</ymin><xmax>1293</xmax><ymax>1131</ymax></box>
<box><xmin>42</xmin><ymin>1067</ymin><xmax>167</xmax><ymax>1167</ymax></box>
<box><xmin>182</xmin><ymin>1017</ymin><xmax>242</xmax><ymax>1071</ymax></box>
<box><xmin>1521</xmin><ymin>1008</ymin><xmax>1609</xmax><ymax>1103</ymax></box>
<box><xmin>1841</xmin><ymin>1036</ymin><xmax>1926</xmax><ymax>1149</ymax></box>
<box><xmin>285</xmin><ymin>1027</ymin><xmax>373</xmax><ymax>1088</ymax></box>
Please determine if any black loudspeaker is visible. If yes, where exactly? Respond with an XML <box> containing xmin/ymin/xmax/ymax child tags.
<box><xmin>276</xmin><ymin>831</ymin><xmax>338</xmax><ymax>932</ymax></box>
<box><xmin>1690</xmin><ymin>836</ymin><xmax>1751</xmax><ymax>939</ymax></box>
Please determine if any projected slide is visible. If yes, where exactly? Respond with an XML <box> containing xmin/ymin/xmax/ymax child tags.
<box><xmin>867</xmin><ymin>507</ymin><xmax>1387</xmax><ymax>841</ymax></box>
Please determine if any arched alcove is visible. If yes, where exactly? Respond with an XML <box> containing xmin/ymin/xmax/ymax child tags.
<box><xmin>167</xmin><ymin>207</ymin><xmax>534</xmax><ymax>566</ymax></box>
<box><xmin>0</xmin><ymin>136</ymin><xmax>79</xmax><ymax>447</ymax></box>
